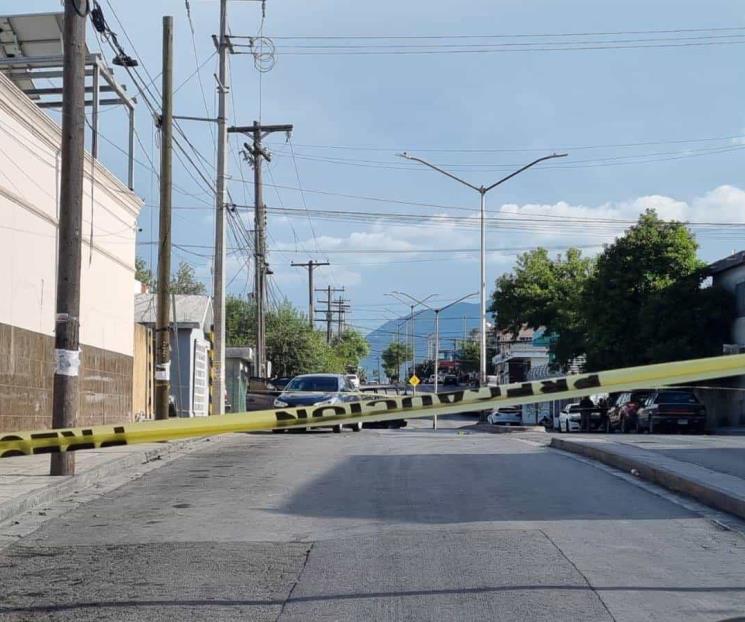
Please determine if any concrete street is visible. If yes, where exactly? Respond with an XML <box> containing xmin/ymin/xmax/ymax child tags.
<box><xmin>1</xmin><ymin>417</ymin><xmax>744</xmax><ymax>621</ymax></box>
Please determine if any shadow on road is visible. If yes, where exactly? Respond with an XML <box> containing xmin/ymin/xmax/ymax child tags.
<box><xmin>278</xmin><ymin>453</ymin><xmax>694</xmax><ymax>522</ymax></box>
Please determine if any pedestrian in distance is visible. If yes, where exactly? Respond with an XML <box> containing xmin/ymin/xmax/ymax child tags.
<box><xmin>579</xmin><ymin>395</ymin><xmax>594</xmax><ymax>433</ymax></box>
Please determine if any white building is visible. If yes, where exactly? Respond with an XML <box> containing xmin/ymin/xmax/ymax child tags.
<box><xmin>0</xmin><ymin>64</ymin><xmax>141</xmax><ymax>431</ymax></box>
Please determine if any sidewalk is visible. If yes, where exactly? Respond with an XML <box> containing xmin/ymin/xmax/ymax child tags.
<box><xmin>551</xmin><ymin>434</ymin><xmax>745</xmax><ymax>521</ymax></box>
<box><xmin>0</xmin><ymin>438</ymin><xmax>211</xmax><ymax>525</ymax></box>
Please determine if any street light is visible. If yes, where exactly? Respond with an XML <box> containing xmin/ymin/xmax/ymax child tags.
<box><xmin>386</xmin><ymin>292</ymin><xmax>434</xmax><ymax>388</ymax></box>
<box><xmin>393</xmin><ymin>290</ymin><xmax>478</xmax><ymax>429</ymax></box>
<box><xmin>398</xmin><ymin>151</ymin><xmax>568</xmax><ymax>385</ymax></box>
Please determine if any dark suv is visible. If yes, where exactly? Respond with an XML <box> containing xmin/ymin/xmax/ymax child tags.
<box><xmin>635</xmin><ymin>389</ymin><xmax>706</xmax><ymax>434</ymax></box>
<box><xmin>608</xmin><ymin>390</ymin><xmax>653</xmax><ymax>433</ymax></box>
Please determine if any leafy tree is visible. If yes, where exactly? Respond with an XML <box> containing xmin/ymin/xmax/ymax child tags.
<box><xmin>266</xmin><ymin>304</ymin><xmax>335</xmax><ymax>377</ymax></box>
<box><xmin>491</xmin><ymin>247</ymin><xmax>594</xmax><ymax>367</ymax></box>
<box><xmin>583</xmin><ymin>209</ymin><xmax>724</xmax><ymax>370</ymax></box>
<box><xmin>170</xmin><ymin>261</ymin><xmax>206</xmax><ymax>295</ymax></box>
<box><xmin>135</xmin><ymin>257</ymin><xmax>154</xmax><ymax>288</ymax></box>
<box><xmin>457</xmin><ymin>341</ymin><xmax>480</xmax><ymax>373</ymax></box>
<box><xmin>332</xmin><ymin>330</ymin><xmax>370</xmax><ymax>372</ymax></box>
<box><xmin>381</xmin><ymin>342</ymin><xmax>412</xmax><ymax>381</ymax></box>
<box><xmin>225</xmin><ymin>296</ymin><xmax>255</xmax><ymax>347</ymax></box>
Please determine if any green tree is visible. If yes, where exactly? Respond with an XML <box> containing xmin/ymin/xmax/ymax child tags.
<box><xmin>135</xmin><ymin>257</ymin><xmax>154</xmax><ymax>288</ymax></box>
<box><xmin>582</xmin><ymin>209</ymin><xmax>729</xmax><ymax>370</ymax></box>
<box><xmin>490</xmin><ymin>247</ymin><xmax>594</xmax><ymax>367</ymax></box>
<box><xmin>170</xmin><ymin>261</ymin><xmax>206</xmax><ymax>295</ymax></box>
<box><xmin>332</xmin><ymin>330</ymin><xmax>370</xmax><ymax>371</ymax></box>
<box><xmin>225</xmin><ymin>295</ymin><xmax>255</xmax><ymax>347</ymax></box>
<box><xmin>381</xmin><ymin>342</ymin><xmax>412</xmax><ymax>381</ymax></box>
<box><xmin>457</xmin><ymin>341</ymin><xmax>480</xmax><ymax>373</ymax></box>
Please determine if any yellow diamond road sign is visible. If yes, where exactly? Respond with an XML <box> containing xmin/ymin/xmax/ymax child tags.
<box><xmin>409</xmin><ymin>375</ymin><xmax>420</xmax><ymax>386</ymax></box>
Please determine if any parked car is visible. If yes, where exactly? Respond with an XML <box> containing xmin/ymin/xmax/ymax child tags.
<box><xmin>635</xmin><ymin>389</ymin><xmax>706</xmax><ymax>434</ymax></box>
<box><xmin>443</xmin><ymin>374</ymin><xmax>458</xmax><ymax>386</ymax></box>
<box><xmin>487</xmin><ymin>406</ymin><xmax>523</xmax><ymax>426</ymax></box>
<box><xmin>345</xmin><ymin>373</ymin><xmax>361</xmax><ymax>390</ymax></box>
<box><xmin>273</xmin><ymin>373</ymin><xmax>362</xmax><ymax>432</ymax></box>
<box><xmin>558</xmin><ymin>402</ymin><xmax>604</xmax><ymax>432</ymax></box>
<box><xmin>427</xmin><ymin>374</ymin><xmax>441</xmax><ymax>385</ymax></box>
<box><xmin>608</xmin><ymin>390</ymin><xmax>653</xmax><ymax>433</ymax></box>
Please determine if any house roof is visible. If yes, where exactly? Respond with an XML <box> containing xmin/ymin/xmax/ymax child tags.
<box><xmin>708</xmin><ymin>251</ymin><xmax>745</xmax><ymax>275</ymax></box>
<box><xmin>134</xmin><ymin>294</ymin><xmax>213</xmax><ymax>330</ymax></box>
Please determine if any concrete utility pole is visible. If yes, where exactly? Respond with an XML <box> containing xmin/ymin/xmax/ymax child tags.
<box><xmin>291</xmin><ymin>260</ymin><xmax>329</xmax><ymax>326</ymax></box>
<box><xmin>154</xmin><ymin>16</ymin><xmax>174</xmax><ymax>421</ymax></box>
<box><xmin>50</xmin><ymin>0</ymin><xmax>87</xmax><ymax>476</ymax></box>
<box><xmin>398</xmin><ymin>151</ymin><xmax>567</xmax><ymax>385</ymax></box>
<box><xmin>211</xmin><ymin>0</ymin><xmax>230</xmax><ymax>414</ymax></box>
<box><xmin>230</xmin><ymin>123</ymin><xmax>292</xmax><ymax>378</ymax></box>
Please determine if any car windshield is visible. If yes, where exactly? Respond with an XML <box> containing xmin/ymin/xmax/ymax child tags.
<box><xmin>656</xmin><ymin>391</ymin><xmax>698</xmax><ymax>404</ymax></box>
<box><xmin>630</xmin><ymin>391</ymin><xmax>652</xmax><ymax>402</ymax></box>
<box><xmin>284</xmin><ymin>376</ymin><xmax>340</xmax><ymax>392</ymax></box>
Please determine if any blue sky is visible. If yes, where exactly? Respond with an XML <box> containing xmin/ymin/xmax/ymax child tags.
<box><xmin>14</xmin><ymin>0</ymin><xmax>745</xmax><ymax>333</ymax></box>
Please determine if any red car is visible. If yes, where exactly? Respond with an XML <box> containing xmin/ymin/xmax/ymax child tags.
<box><xmin>607</xmin><ymin>390</ymin><xmax>653</xmax><ymax>433</ymax></box>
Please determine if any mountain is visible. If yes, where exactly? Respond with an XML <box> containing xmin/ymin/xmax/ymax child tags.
<box><xmin>360</xmin><ymin>302</ymin><xmax>481</xmax><ymax>379</ymax></box>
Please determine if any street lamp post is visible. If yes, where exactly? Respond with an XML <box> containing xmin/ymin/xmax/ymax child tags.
<box><xmin>386</xmin><ymin>292</ymin><xmax>435</xmax><ymax>392</ymax></box>
<box><xmin>398</xmin><ymin>152</ymin><xmax>567</xmax><ymax>385</ymax></box>
<box><xmin>393</xmin><ymin>290</ymin><xmax>478</xmax><ymax>429</ymax></box>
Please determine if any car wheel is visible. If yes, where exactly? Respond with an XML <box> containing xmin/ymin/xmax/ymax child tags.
<box><xmin>332</xmin><ymin>424</ymin><xmax>343</xmax><ymax>433</ymax></box>
<box><xmin>350</xmin><ymin>421</ymin><xmax>362</xmax><ymax>432</ymax></box>
<box><xmin>271</xmin><ymin>428</ymin><xmax>286</xmax><ymax>434</ymax></box>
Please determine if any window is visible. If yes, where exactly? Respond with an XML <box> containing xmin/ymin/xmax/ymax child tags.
<box><xmin>736</xmin><ymin>281</ymin><xmax>745</xmax><ymax>317</ymax></box>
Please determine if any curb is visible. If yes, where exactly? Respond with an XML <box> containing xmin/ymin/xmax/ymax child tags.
<box><xmin>550</xmin><ymin>437</ymin><xmax>745</xmax><ymax>521</ymax></box>
<box><xmin>0</xmin><ymin>438</ymin><xmax>209</xmax><ymax>525</ymax></box>
<box><xmin>466</xmin><ymin>423</ymin><xmax>547</xmax><ymax>434</ymax></box>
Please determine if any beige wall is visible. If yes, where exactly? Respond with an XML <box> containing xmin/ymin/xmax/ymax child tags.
<box><xmin>0</xmin><ymin>71</ymin><xmax>142</xmax><ymax>357</ymax></box>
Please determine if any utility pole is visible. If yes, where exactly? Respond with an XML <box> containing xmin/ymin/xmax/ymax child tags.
<box><xmin>334</xmin><ymin>296</ymin><xmax>350</xmax><ymax>335</ymax></box>
<box><xmin>315</xmin><ymin>285</ymin><xmax>344</xmax><ymax>343</ymax></box>
<box><xmin>154</xmin><ymin>16</ymin><xmax>173</xmax><ymax>421</ymax></box>
<box><xmin>291</xmin><ymin>259</ymin><xmax>329</xmax><ymax>326</ymax></box>
<box><xmin>230</xmin><ymin>123</ymin><xmax>292</xmax><ymax>378</ymax></box>
<box><xmin>212</xmin><ymin>0</ymin><xmax>229</xmax><ymax>413</ymax></box>
<box><xmin>50</xmin><ymin>0</ymin><xmax>87</xmax><ymax>476</ymax></box>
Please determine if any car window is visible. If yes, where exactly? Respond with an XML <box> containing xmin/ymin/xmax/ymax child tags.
<box><xmin>285</xmin><ymin>376</ymin><xmax>340</xmax><ymax>392</ymax></box>
<box><xmin>655</xmin><ymin>391</ymin><xmax>698</xmax><ymax>404</ymax></box>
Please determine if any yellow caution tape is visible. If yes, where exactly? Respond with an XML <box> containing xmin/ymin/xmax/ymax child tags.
<box><xmin>1</xmin><ymin>353</ymin><xmax>744</xmax><ymax>458</ymax></box>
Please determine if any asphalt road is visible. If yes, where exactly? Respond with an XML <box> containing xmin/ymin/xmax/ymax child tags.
<box><xmin>1</xmin><ymin>417</ymin><xmax>744</xmax><ymax>621</ymax></box>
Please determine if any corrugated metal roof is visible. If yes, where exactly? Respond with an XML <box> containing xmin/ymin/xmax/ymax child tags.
<box><xmin>134</xmin><ymin>294</ymin><xmax>213</xmax><ymax>329</ymax></box>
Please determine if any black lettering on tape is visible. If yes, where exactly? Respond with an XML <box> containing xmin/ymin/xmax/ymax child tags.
<box><xmin>574</xmin><ymin>374</ymin><xmax>601</xmax><ymax>390</ymax></box>
<box><xmin>113</xmin><ymin>426</ymin><xmax>125</xmax><ymax>434</ymax></box>
<box><xmin>437</xmin><ymin>392</ymin><xmax>464</xmax><ymax>405</ymax></box>
<box><xmin>100</xmin><ymin>440</ymin><xmax>128</xmax><ymax>448</ymax></box>
<box><xmin>402</xmin><ymin>395</ymin><xmax>433</xmax><ymax>409</ymax></box>
<box><xmin>311</xmin><ymin>405</ymin><xmax>346</xmax><ymax>418</ymax></box>
<box><xmin>33</xmin><ymin>446</ymin><xmax>60</xmax><ymax>454</ymax></box>
<box><xmin>366</xmin><ymin>399</ymin><xmax>398</xmax><ymax>412</ymax></box>
<box><xmin>507</xmin><ymin>384</ymin><xmax>534</xmax><ymax>398</ymax></box>
<box><xmin>0</xmin><ymin>435</ymin><xmax>23</xmax><ymax>442</ymax></box>
<box><xmin>31</xmin><ymin>432</ymin><xmax>59</xmax><ymax>440</ymax></box>
<box><xmin>539</xmin><ymin>379</ymin><xmax>569</xmax><ymax>394</ymax></box>
<box><xmin>1</xmin><ymin>450</ymin><xmax>25</xmax><ymax>458</ymax></box>
<box><xmin>60</xmin><ymin>429</ymin><xmax>93</xmax><ymax>438</ymax></box>
<box><xmin>476</xmin><ymin>387</ymin><xmax>502</xmax><ymax>401</ymax></box>
<box><xmin>67</xmin><ymin>443</ymin><xmax>96</xmax><ymax>451</ymax></box>
<box><xmin>275</xmin><ymin>411</ymin><xmax>298</xmax><ymax>421</ymax></box>
<box><xmin>349</xmin><ymin>403</ymin><xmax>363</xmax><ymax>415</ymax></box>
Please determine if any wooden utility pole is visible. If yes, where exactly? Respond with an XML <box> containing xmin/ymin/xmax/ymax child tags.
<box><xmin>315</xmin><ymin>285</ymin><xmax>344</xmax><ymax>343</ymax></box>
<box><xmin>230</xmin><ymin>122</ymin><xmax>293</xmax><ymax>378</ymax></box>
<box><xmin>212</xmin><ymin>0</ymin><xmax>229</xmax><ymax>414</ymax></box>
<box><xmin>291</xmin><ymin>259</ymin><xmax>329</xmax><ymax>326</ymax></box>
<box><xmin>154</xmin><ymin>16</ymin><xmax>173</xmax><ymax>420</ymax></box>
<box><xmin>50</xmin><ymin>0</ymin><xmax>88</xmax><ymax>476</ymax></box>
